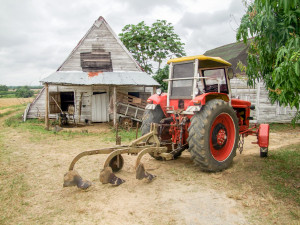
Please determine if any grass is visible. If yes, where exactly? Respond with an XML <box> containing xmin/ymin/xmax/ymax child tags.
<box><xmin>222</xmin><ymin>143</ymin><xmax>300</xmax><ymax>224</ymax></box>
<box><xmin>0</xmin><ymin>103</ymin><xmax>27</xmax><ymax>110</ymax></box>
<box><xmin>102</xmin><ymin>128</ymin><xmax>141</xmax><ymax>143</ymax></box>
<box><xmin>4</xmin><ymin>112</ymin><xmax>140</xmax><ymax>143</ymax></box>
<box><xmin>261</xmin><ymin>145</ymin><xmax>300</xmax><ymax>206</ymax></box>
<box><xmin>269</xmin><ymin>123</ymin><xmax>300</xmax><ymax>132</ymax></box>
<box><xmin>0</xmin><ymin>129</ymin><xmax>30</xmax><ymax>225</ymax></box>
<box><xmin>0</xmin><ymin>104</ymin><xmax>27</xmax><ymax>118</ymax></box>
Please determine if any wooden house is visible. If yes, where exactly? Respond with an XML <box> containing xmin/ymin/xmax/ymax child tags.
<box><xmin>25</xmin><ymin>16</ymin><xmax>159</xmax><ymax>125</ymax></box>
<box><xmin>205</xmin><ymin>42</ymin><xmax>298</xmax><ymax>123</ymax></box>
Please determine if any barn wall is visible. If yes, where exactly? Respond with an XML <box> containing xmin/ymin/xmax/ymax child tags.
<box><xmin>26</xmin><ymin>85</ymin><xmax>154</xmax><ymax>122</ymax></box>
<box><xmin>59</xmin><ymin>22</ymin><xmax>141</xmax><ymax>72</ymax></box>
<box><xmin>230</xmin><ymin>78</ymin><xmax>297</xmax><ymax>123</ymax></box>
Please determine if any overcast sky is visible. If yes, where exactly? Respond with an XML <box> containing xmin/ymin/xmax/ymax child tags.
<box><xmin>0</xmin><ymin>0</ymin><xmax>246</xmax><ymax>86</ymax></box>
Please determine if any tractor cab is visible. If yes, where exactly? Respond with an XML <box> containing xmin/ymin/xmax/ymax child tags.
<box><xmin>164</xmin><ymin>55</ymin><xmax>233</xmax><ymax>113</ymax></box>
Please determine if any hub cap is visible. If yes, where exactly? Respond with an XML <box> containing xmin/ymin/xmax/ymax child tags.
<box><xmin>210</xmin><ymin>113</ymin><xmax>235</xmax><ymax>162</ymax></box>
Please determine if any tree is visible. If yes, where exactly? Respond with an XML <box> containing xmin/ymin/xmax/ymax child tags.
<box><xmin>237</xmin><ymin>0</ymin><xmax>300</xmax><ymax>123</ymax></box>
<box><xmin>119</xmin><ymin>20</ymin><xmax>185</xmax><ymax>74</ymax></box>
<box><xmin>15</xmin><ymin>86</ymin><xmax>34</xmax><ymax>98</ymax></box>
<box><xmin>153</xmin><ymin>65</ymin><xmax>169</xmax><ymax>91</ymax></box>
<box><xmin>0</xmin><ymin>85</ymin><xmax>8</xmax><ymax>91</ymax></box>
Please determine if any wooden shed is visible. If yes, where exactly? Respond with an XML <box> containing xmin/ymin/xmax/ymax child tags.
<box><xmin>205</xmin><ymin>42</ymin><xmax>298</xmax><ymax>123</ymax></box>
<box><xmin>25</xmin><ymin>16</ymin><xmax>159</xmax><ymax>125</ymax></box>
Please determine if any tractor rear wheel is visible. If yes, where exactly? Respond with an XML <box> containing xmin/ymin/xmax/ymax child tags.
<box><xmin>141</xmin><ymin>105</ymin><xmax>165</xmax><ymax>160</ymax></box>
<box><xmin>187</xmin><ymin>99</ymin><xmax>239</xmax><ymax>171</ymax></box>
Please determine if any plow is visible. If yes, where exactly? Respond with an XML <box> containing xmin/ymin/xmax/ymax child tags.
<box><xmin>63</xmin><ymin>55</ymin><xmax>270</xmax><ymax>190</ymax></box>
<box><xmin>64</xmin><ymin>123</ymin><xmax>171</xmax><ymax>189</ymax></box>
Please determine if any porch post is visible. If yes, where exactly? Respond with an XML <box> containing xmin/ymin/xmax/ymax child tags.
<box><xmin>45</xmin><ymin>83</ymin><xmax>49</xmax><ymax>130</ymax></box>
<box><xmin>153</xmin><ymin>86</ymin><xmax>157</xmax><ymax>95</ymax></box>
<box><xmin>113</xmin><ymin>86</ymin><xmax>117</xmax><ymax>127</ymax></box>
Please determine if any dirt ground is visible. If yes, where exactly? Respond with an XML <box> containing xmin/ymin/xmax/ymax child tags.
<box><xmin>1</xmin><ymin>114</ymin><xmax>300</xmax><ymax>225</ymax></box>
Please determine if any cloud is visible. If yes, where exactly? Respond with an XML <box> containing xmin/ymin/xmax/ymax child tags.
<box><xmin>0</xmin><ymin>0</ymin><xmax>246</xmax><ymax>85</ymax></box>
<box><xmin>176</xmin><ymin>0</ymin><xmax>245</xmax><ymax>55</ymax></box>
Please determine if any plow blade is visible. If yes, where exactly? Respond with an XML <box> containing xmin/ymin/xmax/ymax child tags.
<box><xmin>63</xmin><ymin>170</ymin><xmax>92</xmax><ymax>190</ymax></box>
<box><xmin>100</xmin><ymin>167</ymin><xmax>125</xmax><ymax>186</ymax></box>
<box><xmin>136</xmin><ymin>163</ymin><xmax>156</xmax><ymax>181</ymax></box>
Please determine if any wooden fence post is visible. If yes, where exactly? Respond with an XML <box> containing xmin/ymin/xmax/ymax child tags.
<box><xmin>45</xmin><ymin>83</ymin><xmax>49</xmax><ymax>130</ymax></box>
<box><xmin>113</xmin><ymin>86</ymin><xmax>117</xmax><ymax>127</ymax></box>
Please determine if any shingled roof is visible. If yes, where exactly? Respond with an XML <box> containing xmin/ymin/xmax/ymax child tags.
<box><xmin>204</xmin><ymin>41</ymin><xmax>248</xmax><ymax>74</ymax></box>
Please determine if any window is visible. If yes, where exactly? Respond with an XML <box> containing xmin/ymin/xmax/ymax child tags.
<box><xmin>201</xmin><ymin>69</ymin><xmax>228</xmax><ymax>93</ymax></box>
<box><xmin>171</xmin><ymin>62</ymin><xmax>194</xmax><ymax>98</ymax></box>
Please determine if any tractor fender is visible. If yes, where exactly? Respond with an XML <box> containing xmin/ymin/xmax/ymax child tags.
<box><xmin>258</xmin><ymin>124</ymin><xmax>270</xmax><ymax>148</ymax></box>
<box><xmin>146</xmin><ymin>93</ymin><xmax>167</xmax><ymax>110</ymax></box>
<box><xmin>192</xmin><ymin>93</ymin><xmax>229</xmax><ymax>105</ymax></box>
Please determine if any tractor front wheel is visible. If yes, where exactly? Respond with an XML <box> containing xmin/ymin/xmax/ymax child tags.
<box><xmin>141</xmin><ymin>105</ymin><xmax>165</xmax><ymax>160</ymax></box>
<box><xmin>188</xmin><ymin>99</ymin><xmax>239</xmax><ymax>171</ymax></box>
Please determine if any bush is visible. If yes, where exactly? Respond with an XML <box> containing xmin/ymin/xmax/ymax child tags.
<box><xmin>0</xmin><ymin>85</ymin><xmax>8</xmax><ymax>91</ymax></box>
<box><xmin>15</xmin><ymin>86</ymin><xmax>34</xmax><ymax>98</ymax></box>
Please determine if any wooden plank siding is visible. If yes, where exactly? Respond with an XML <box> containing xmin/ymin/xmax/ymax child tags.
<box><xmin>27</xmin><ymin>85</ymin><xmax>153</xmax><ymax>123</ymax></box>
<box><xmin>230</xmin><ymin>78</ymin><xmax>298</xmax><ymax>123</ymax></box>
<box><xmin>58</xmin><ymin>18</ymin><xmax>141</xmax><ymax>72</ymax></box>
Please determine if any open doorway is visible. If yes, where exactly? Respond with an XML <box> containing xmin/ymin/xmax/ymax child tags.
<box><xmin>49</xmin><ymin>92</ymin><xmax>74</xmax><ymax>113</ymax></box>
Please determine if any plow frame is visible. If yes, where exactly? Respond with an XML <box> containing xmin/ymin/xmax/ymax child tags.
<box><xmin>64</xmin><ymin>123</ymin><xmax>169</xmax><ymax>189</ymax></box>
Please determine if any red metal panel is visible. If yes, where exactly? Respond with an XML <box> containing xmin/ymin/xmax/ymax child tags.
<box><xmin>258</xmin><ymin>124</ymin><xmax>270</xmax><ymax>147</ymax></box>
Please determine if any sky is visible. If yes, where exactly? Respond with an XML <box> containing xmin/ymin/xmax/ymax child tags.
<box><xmin>0</xmin><ymin>0</ymin><xmax>246</xmax><ymax>86</ymax></box>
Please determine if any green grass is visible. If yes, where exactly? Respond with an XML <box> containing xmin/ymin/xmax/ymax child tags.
<box><xmin>4</xmin><ymin>113</ymin><xmax>140</xmax><ymax>143</ymax></box>
<box><xmin>261</xmin><ymin>144</ymin><xmax>300</xmax><ymax>206</ymax></box>
<box><xmin>0</xmin><ymin>103</ymin><xmax>27</xmax><ymax>110</ymax></box>
<box><xmin>0</xmin><ymin>104</ymin><xmax>27</xmax><ymax>118</ymax></box>
<box><xmin>102</xmin><ymin>128</ymin><xmax>141</xmax><ymax>143</ymax></box>
<box><xmin>0</xmin><ymin>129</ymin><xmax>30</xmax><ymax>224</ymax></box>
<box><xmin>269</xmin><ymin>123</ymin><xmax>300</xmax><ymax>132</ymax></box>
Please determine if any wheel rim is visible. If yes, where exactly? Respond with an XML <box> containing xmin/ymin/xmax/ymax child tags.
<box><xmin>209</xmin><ymin>113</ymin><xmax>235</xmax><ymax>162</ymax></box>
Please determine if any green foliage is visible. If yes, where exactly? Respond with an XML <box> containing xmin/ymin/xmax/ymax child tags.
<box><xmin>237</xmin><ymin>0</ymin><xmax>300</xmax><ymax>123</ymax></box>
<box><xmin>0</xmin><ymin>85</ymin><xmax>8</xmax><ymax>91</ymax></box>
<box><xmin>152</xmin><ymin>65</ymin><xmax>169</xmax><ymax>91</ymax></box>
<box><xmin>119</xmin><ymin>20</ymin><xmax>185</xmax><ymax>74</ymax></box>
<box><xmin>15</xmin><ymin>86</ymin><xmax>34</xmax><ymax>98</ymax></box>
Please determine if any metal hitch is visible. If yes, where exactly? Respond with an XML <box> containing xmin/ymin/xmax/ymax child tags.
<box><xmin>63</xmin><ymin>123</ymin><xmax>169</xmax><ymax>189</ymax></box>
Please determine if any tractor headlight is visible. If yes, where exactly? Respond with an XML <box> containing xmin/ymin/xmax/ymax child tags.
<box><xmin>194</xmin><ymin>88</ymin><xmax>201</xmax><ymax>96</ymax></box>
<box><xmin>156</xmin><ymin>88</ymin><xmax>162</xmax><ymax>96</ymax></box>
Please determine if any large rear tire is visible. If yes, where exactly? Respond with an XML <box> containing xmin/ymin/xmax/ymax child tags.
<box><xmin>187</xmin><ymin>99</ymin><xmax>239</xmax><ymax>171</ymax></box>
<box><xmin>141</xmin><ymin>105</ymin><xmax>165</xmax><ymax>160</ymax></box>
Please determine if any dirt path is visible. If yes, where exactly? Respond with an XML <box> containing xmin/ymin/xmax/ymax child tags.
<box><xmin>1</xmin><ymin>120</ymin><xmax>299</xmax><ymax>224</ymax></box>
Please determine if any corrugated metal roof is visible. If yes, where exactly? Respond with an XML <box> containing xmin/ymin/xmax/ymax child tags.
<box><xmin>41</xmin><ymin>71</ymin><xmax>160</xmax><ymax>86</ymax></box>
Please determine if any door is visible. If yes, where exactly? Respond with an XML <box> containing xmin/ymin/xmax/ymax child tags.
<box><xmin>92</xmin><ymin>93</ymin><xmax>108</xmax><ymax>122</ymax></box>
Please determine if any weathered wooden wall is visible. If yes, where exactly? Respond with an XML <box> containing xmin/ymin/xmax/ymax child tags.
<box><xmin>59</xmin><ymin>19</ymin><xmax>141</xmax><ymax>72</ymax></box>
<box><xmin>230</xmin><ymin>78</ymin><xmax>297</xmax><ymax>123</ymax></box>
<box><xmin>26</xmin><ymin>85</ymin><xmax>152</xmax><ymax>123</ymax></box>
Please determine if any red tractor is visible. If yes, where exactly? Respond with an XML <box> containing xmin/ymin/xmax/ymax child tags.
<box><xmin>63</xmin><ymin>55</ymin><xmax>270</xmax><ymax>189</ymax></box>
<box><xmin>141</xmin><ymin>55</ymin><xmax>270</xmax><ymax>171</ymax></box>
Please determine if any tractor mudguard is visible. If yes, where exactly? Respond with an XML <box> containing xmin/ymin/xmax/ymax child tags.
<box><xmin>258</xmin><ymin>124</ymin><xmax>270</xmax><ymax>148</ymax></box>
<box><xmin>192</xmin><ymin>93</ymin><xmax>229</xmax><ymax>105</ymax></box>
<box><xmin>146</xmin><ymin>93</ymin><xmax>167</xmax><ymax>108</ymax></box>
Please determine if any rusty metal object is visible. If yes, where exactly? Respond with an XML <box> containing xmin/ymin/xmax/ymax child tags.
<box><xmin>120</xmin><ymin>117</ymin><xmax>133</xmax><ymax>130</ymax></box>
<box><xmin>64</xmin><ymin>123</ymin><xmax>170</xmax><ymax>189</ymax></box>
<box><xmin>99</xmin><ymin>167</ymin><xmax>125</xmax><ymax>186</ymax></box>
<box><xmin>63</xmin><ymin>170</ymin><xmax>92</xmax><ymax>190</ymax></box>
<box><xmin>136</xmin><ymin>163</ymin><xmax>156</xmax><ymax>181</ymax></box>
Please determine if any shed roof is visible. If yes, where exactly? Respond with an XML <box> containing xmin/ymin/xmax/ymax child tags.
<box><xmin>204</xmin><ymin>41</ymin><xmax>248</xmax><ymax>74</ymax></box>
<box><xmin>41</xmin><ymin>71</ymin><xmax>159</xmax><ymax>86</ymax></box>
